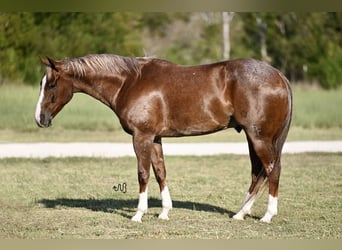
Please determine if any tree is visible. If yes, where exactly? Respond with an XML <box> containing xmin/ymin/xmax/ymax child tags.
<box><xmin>0</xmin><ymin>13</ymin><xmax>143</xmax><ymax>85</ymax></box>
<box><xmin>222</xmin><ymin>12</ymin><xmax>234</xmax><ymax>60</ymax></box>
<box><xmin>240</xmin><ymin>12</ymin><xmax>342</xmax><ymax>88</ymax></box>
<box><xmin>0</xmin><ymin>12</ymin><xmax>341</xmax><ymax>88</ymax></box>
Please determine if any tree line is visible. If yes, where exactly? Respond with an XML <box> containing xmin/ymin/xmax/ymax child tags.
<box><xmin>0</xmin><ymin>12</ymin><xmax>341</xmax><ymax>88</ymax></box>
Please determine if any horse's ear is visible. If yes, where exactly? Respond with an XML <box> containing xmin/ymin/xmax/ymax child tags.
<box><xmin>40</xmin><ymin>56</ymin><xmax>59</xmax><ymax>72</ymax></box>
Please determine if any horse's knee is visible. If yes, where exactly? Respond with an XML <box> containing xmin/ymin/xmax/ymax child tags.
<box><xmin>138</xmin><ymin>168</ymin><xmax>150</xmax><ymax>185</ymax></box>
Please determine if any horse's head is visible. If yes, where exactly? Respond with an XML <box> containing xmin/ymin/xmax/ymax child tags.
<box><xmin>35</xmin><ymin>57</ymin><xmax>73</xmax><ymax>128</ymax></box>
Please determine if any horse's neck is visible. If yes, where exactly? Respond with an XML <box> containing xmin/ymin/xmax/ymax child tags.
<box><xmin>73</xmin><ymin>75</ymin><xmax>124</xmax><ymax>110</ymax></box>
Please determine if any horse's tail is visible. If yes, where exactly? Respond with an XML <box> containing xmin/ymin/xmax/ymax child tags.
<box><xmin>274</xmin><ymin>71</ymin><xmax>293</xmax><ymax>163</ymax></box>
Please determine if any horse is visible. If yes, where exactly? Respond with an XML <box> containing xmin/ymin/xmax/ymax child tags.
<box><xmin>35</xmin><ymin>54</ymin><xmax>292</xmax><ymax>223</ymax></box>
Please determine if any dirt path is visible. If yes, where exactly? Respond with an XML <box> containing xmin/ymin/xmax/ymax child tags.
<box><xmin>0</xmin><ymin>141</ymin><xmax>341</xmax><ymax>158</ymax></box>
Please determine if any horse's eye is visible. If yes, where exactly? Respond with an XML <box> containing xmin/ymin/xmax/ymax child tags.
<box><xmin>48</xmin><ymin>82</ymin><xmax>57</xmax><ymax>90</ymax></box>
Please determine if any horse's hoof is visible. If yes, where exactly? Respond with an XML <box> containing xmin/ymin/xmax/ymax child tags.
<box><xmin>232</xmin><ymin>214</ymin><xmax>245</xmax><ymax>220</ymax></box>
<box><xmin>260</xmin><ymin>216</ymin><xmax>272</xmax><ymax>223</ymax></box>
<box><xmin>131</xmin><ymin>215</ymin><xmax>142</xmax><ymax>223</ymax></box>
<box><xmin>158</xmin><ymin>214</ymin><xmax>169</xmax><ymax>220</ymax></box>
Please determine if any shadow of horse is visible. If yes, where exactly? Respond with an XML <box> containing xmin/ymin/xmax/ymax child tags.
<box><xmin>38</xmin><ymin>198</ymin><xmax>238</xmax><ymax>220</ymax></box>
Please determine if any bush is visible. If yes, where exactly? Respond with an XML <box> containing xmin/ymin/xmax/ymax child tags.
<box><xmin>311</xmin><ymin>45</ymin><xmax>342</xmax><ymax>89</ymax></box>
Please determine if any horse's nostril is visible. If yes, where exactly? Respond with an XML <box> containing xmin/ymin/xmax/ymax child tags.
<box><xmin>40</xmin><ymin>113</ymin><xmax>45</xmax><ymax>123</ymax></box>
<box><xmin>35</xmin><ymin>118</ymin><xmax>44</xmax><ymax>128</ymax></box>
<box><xmin>38</xmin><ymin>113</ymin><xmax>51</xmax><ymax>127</ymax></box>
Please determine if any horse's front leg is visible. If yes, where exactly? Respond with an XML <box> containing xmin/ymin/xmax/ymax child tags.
<box><xmin>131</xmin><ymin>133</ymin><xmax>154</xmax><ymax>223</ymax></box>
<box><xmin>151</xmin><ymin>137</ymin><xmax>172</xmax><ymax>220</ymax></box>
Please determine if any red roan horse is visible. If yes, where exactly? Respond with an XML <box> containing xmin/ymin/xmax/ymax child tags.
<box><xmin>35</xmin><ymin>54</ymin><xmax>292</xmax><ymax>223</ymax></box>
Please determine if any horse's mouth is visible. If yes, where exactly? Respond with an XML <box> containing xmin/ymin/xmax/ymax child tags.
<box><xmin>36</xmin><ymin>113</ymin><xmax>52</xmax><ymax>128</ymax></box>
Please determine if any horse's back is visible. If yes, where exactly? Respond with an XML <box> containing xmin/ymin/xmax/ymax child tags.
<box><xmin>224</xmin><ymin>58</ymin><xmax>286</xmax><ymax>87</ymax></box>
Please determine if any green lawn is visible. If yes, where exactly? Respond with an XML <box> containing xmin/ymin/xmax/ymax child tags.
<box><xmin>0</xmin><ymin>154</ymin><xmax>341</xmax><ymax>239</ymax></box>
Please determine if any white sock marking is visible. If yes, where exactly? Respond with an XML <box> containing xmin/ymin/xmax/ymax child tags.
<box><xmin>159</xmin><ymin>186</ymin><xmax>172</xmax><ymax>220</ymax></box>
<box><xmin>131</xmin><ymin>188</ymin><xmax>148</xmax><ymax>222</ymax></box>
<box><xmin>233</xmin><ymin>192</ymin><xmax>256</xmax><ymax>220</ymax></box>
<box><xmin>260</xmin><ymin>195</ymin><xmax>278</xmax><ymax>223</ymax></box>
<box><xmin>35</xmin><ymin>75</ymin><xmax>47</xmax><ymax>125</ymax></box>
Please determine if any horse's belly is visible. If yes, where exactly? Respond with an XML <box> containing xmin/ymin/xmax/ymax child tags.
<box><xmin>160</xmin><ymin>110</ymin><xmax>230</xmax><ymax>137</ymax></box>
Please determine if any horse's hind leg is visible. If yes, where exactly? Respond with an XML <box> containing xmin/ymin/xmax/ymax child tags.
<box><xmin>151</xmin><ymin>137</ymin><xmax>172</xmax><ymax>220</ymax></box>
<box><xmin>248</xmin><ymin>136</ymin><xmax>281</xmax><ymax>223</ymax></box>
<box><xmin>233</xmin><ymin>136</ymin><xmax>267</xmax><ymax>220</ymax></box>
<box><xmin>260</xmin><ymin>157</ymin><xmax>281</xmax><ymax>223</ymax></box>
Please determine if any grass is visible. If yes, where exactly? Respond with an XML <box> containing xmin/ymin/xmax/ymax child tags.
<box><xmin>0</xmin><ymin>153</ymin><xmax>341</xmax><ymax>239</ymax></box>
<box><xmin>293</xmin><ymin>87</ymin><xmax>342</xmax><ymax>128</ymax></box>
<box><xmin>0</xmin><ymin>84</ymin><xmax>120</xmax><ymax>132</ymax></box>
<box><xmin>0</xmin><ymin>83</ymin><xmax>342</xmax><ymax>142</ymax></box>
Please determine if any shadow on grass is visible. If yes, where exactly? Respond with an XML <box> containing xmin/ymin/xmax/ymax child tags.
<box><xmin>38</xmin><ymin>197</ymin><xmax>236</xmax><ymax>219</ymax></box>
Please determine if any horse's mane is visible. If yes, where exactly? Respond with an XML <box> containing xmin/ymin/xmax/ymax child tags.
<box><xmin>61</xmin><ymin>54</ymin><xmax>141</xmax><ymax>78</ymax></box>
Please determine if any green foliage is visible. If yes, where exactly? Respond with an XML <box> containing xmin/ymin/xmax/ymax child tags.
<box><xmin>310</xmin><ymin>42</ymin><xmax>342</xmax><ymax>89</ymax></box>
<box><xmin>0</xmin><ymin>13</ymin><xmax>143</xmax><ymax>84</ymax></box>
<box><xmin>138</xmin><ymin>13</ymin><xmax>172</xmax><ymax>36</ymax></box>
<box><xmin>240</xmin><ymin>12</ymin><xmax>342</xmax><ymax>88</ymax></box>
<box><xmin>0</xmin><ymin>12</ymin><xmax>341</xmax><ymax>88</ymax></box>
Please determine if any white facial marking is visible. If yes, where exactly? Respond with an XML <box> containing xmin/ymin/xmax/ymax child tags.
<box><xmin>35</xmin><ymin>75</ymin><xmax>47</xmax><ymax>125</ymax></box>
<box><xmin>131</xmin><ymin>188</ymin><xmax>148</xmax><ymax>223</ymax></box>
<box><xmin>233</xmin><ymin>192</ymin><xmax>257</xmax><ymax>220</ymax></box>
<box><xmin>260</xmin><ymin>195</ymin><xmax>278</xmax><ymax>223</ymax></box>
<box><xmin>159</xmin><ymin>186</ymin><xmax>172</xmax><ymax>220</ymax></box>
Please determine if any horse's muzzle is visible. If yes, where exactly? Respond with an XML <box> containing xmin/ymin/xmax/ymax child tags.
<box><xmin>36</xmin><ymin>113</ymin><xmax>52</xmax><ymax>128</ymax></box>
